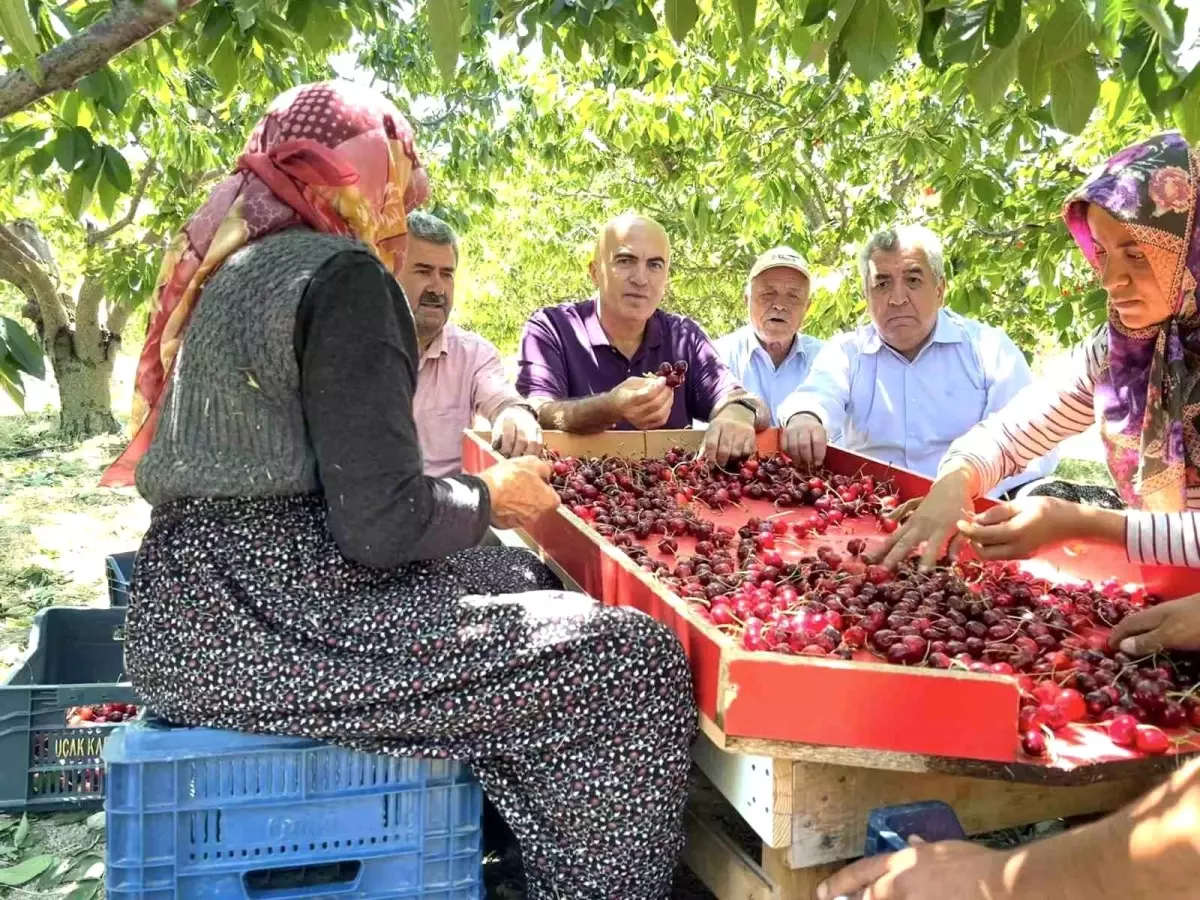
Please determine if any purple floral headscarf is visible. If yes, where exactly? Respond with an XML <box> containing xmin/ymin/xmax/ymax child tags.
<box><xmin>1064</xmin><ymin>132</ymin><xmax>1200</xmax><ymax>511</ymax></box>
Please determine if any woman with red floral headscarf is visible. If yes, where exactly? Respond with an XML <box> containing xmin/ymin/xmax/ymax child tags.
<box><xmin>106</xmin><ymin>81</ymin><xmax>697</xmax><ymax>900</ymax></box>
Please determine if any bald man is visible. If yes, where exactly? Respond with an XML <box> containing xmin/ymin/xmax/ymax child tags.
<box><xmin>517</xmin><ymin>213</ymin><xmax>768</xmax><ymax>464</ymax></box>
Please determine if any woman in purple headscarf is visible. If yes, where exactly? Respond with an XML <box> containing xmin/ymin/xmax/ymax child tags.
<box><xmin>813</xmin><ymin>129</ymin><xmax>1200</xmax><ymax>900</ymax></box>
<box><xmin>880</xmin><ymin>131</ymin><xmax>1200</xmax><ymax>575</ymax></box>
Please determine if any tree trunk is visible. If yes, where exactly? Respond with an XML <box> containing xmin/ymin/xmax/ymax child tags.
<box><xmin>51</xmin><ymin>327</ymin><xmax>120</xmax><ymax>439</ymax></box>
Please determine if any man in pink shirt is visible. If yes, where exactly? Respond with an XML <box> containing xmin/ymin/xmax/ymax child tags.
<box><xmin>400</xmin><ymin>212</ymin><xmax>541</xmax><ymax>477</ymax></box>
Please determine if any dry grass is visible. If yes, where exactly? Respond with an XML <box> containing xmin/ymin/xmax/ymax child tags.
<box><xmin>0</xmin><ymin>412</ymin><xmax>148</xmax><ymax>675</ymax></box>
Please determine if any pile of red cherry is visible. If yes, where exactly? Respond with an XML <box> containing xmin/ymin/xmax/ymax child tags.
<box><xmin>546</xmin><ymin>447</ymin><xmax>1200</xmax><ymax>759</ymax></box>
<box><xmin>66</xmin><ymin>701</ymin><xmax>139</xmax><ymax>726</ymax></box>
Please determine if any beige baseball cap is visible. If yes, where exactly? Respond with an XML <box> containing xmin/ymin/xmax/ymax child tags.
<box><xmin>748</xmin><ymin>246</ymin><xmax>811</xmax><ymax>282</ymax></box>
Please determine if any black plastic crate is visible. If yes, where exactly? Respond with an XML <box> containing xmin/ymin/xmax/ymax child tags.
<box><xmin>0</xmin><ymin>606</ymin><xmax>141</xmax><ymax>811</ymax></box>
<box><xmin>106</xmin><ymin>551</ymin><xmax>136</xmax><ymax>608</ymax></box>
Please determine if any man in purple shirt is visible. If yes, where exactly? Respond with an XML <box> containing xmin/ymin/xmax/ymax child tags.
<box><xmin>516</xmin><ymin>213</ymin><xmax>768</xmax><ymax>464</ymax></box>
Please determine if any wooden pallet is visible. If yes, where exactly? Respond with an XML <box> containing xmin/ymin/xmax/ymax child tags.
<box><xmin>684</xmin><ymin>717</ymin><xmax>1163</xmax><ymax>899</ymax></box>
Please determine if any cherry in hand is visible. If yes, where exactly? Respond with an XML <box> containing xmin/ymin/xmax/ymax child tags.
<box><xmin>655</xmin><ymin>360</ymin><xmax>688</xmax><ymax>389</ymax></box>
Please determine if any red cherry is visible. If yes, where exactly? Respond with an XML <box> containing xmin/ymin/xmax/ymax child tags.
<box><xmin>1107</xmin><ymin>714</ymin><xmax>1139</xmax><ymax>748</ymax></box>
<box><xmin>1135</xmin><ymin>726</ymin><xmax>1169</xmax><ymax>755</ymax></box>
<box><xmin>1021</xmin><ymin>730</ymin><xmax>1048</xmax><ymax>757</ymax></box>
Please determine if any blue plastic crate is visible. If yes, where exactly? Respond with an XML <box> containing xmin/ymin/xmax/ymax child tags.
<box><xmin>103</xmin><ymin>723</ymin><xmax>483</xmax><ymax>899</ymax></box>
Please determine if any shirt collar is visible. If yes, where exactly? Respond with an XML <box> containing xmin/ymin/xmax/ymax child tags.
<box><xmin>861</xmin><ymin>309</ymin><xmax>964</xmax><ymax>356</ymax></box>
<box><xmin>748</xmin><ymin>327</ymin><xmax>809</xmax><ymax>366</ymax></box>
<box><xmin>582</xmin><ymin>296</ymin><xmax>663</xmax><ymax>353</ymax></box>
<box><xmin>420</xmin><ymin>325</ymin><xmax>451</xmax><ymax>364</ymax></box>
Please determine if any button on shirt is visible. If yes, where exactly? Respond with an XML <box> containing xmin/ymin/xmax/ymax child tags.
<box><xmin>777</xmin><ymin>309</ymin><xmax>1058</xmax><ymax>497</ymax></box>
<box><xmin>414</xmin><ymin>323</ymin><xmax>524</xmax><ymax>477</ymax></box>
<box><xmin>516</xmin><ymin>298</ymin><xmax>742</xmax><ymax>428</ymax></box>
<box><xmin>715</xmin><ymin>326</ymin><xmax>825</xmax><ymax>426</ymax></box>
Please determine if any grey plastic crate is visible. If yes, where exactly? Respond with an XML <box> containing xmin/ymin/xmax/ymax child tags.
<box><xmin>0</xmin><ymin>606</ymin><xmax>140</xmax><ymax>811</ymax></box>
<box><xmin>105</xmin><ymin>551</ymin><xmax>136</xmax><ymax>608</ymax></box>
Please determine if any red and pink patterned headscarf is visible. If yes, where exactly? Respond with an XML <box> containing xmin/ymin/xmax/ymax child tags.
<box><xmin>1064</xmin><ymin>132</ymin><xmax>1200</xmax><ymax>510</ymax></box>
<box><xmin>102</xmin><ymin>81</ymin><xmax>430</xmax><ymax>487</ymax></box>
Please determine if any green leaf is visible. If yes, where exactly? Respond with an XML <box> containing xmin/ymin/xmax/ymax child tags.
<box><xmin>198</xmin><ymin>3</ymin><xmax>234</xmax><ymax>60</ymax></box>
<box><xmin>97</xmin><ymin>171</ymin><xmax>120</xmax><ymax>219</ymax></box>
<box><xmin>101</xmin><ymin>146</ymin><xmax>132</xmax><ymax>193</ymax></box>
<box><xmin>1174</xmin><ymin>83</ymin><xmax>1200</xmax><ymax>142</ymax></box>
<box><xmin>208</xmin><ymin>33</ymin><xmax>241</xmax><ymax>95</ymax></box>
<box><xmin>0</xmin><ymin>0</ymin><xmax>43</xmax><ymax>83</ymax></box>
<box><xmin>843</xmin><ymin>0</ymin><xmax>899</xmax><ymax>83</ymax></box>
<box><xmin>828</xmin><ymin>0</ymin><xmax>862</xmax><ymax>44</ymax></box>
<box><xmin>940</xmin><ymin>3</ymin><xmax>988</xmax><ymax>66</ymax></box>
<box><xmin>732</xmin><ymin>0</ymin><xmax>757</xmax><ymax>40</ymax></box>
<box><xmin>65</xmin><ymin>882</ymin><xmax>99</xmax><ymax>900</ymax></box>
<box><xmin>53</xmin><ymin>126</ymin><xmax>91</xmax><ymax>172</ymax></box>
<box><xmin>966</xmin><ymin>28</ymin><xmax>1022</xmax><ymax>111</ymax></box>
<box><xmin>0</xmin><ymin>125</ymin><xmax>42</xmax><ymax>160</ymax></box>
<box><xmin>664</xmin><ymin>0</ymin><xmax>699</xmax><ymax>42</ymax></box>
<box><xmin>25</xmin><ymin>143</ymin><xmax>52</xmax><ymax>175</ymax></box>
<box><xmin>0</xmin><ymin>357</ymin><xmax>25</xmax><ymax>410</ymax></box>
<box><xmin>918</xmin><ymin>7</ymin><xmax>947</xmax><ymax>68</ymax></box>
<box><xmin>1042</xmin><ymin>0</ymin><xmax>1097</xmax><ymax>64</ymax></box>
<box><xmin>802</xmin><ymin>0</ymin><xmax>832</xmax><ymax>26</ymax></box>
<box><xmin>427</xmin><ymin>0</ymin><xmax>466</xmax><ymax>81</ymax></box>
<box><xmin>972</xmin><ymin>174</ymin><xmax>999</xmax><ymax>204</ymax></box>
<box><xmin>1093</xmin><ymin>0</ymin><xmax>1124</xmax><ymax>53</ymax></box>
<box><xmin>1132</xmin><ymin>0</ymin><xmax>1177</xmax><ymax>45</ymax></box>
<box><xmin>12</xmin><ymin>814</ymin><xmax>27</xmax><ymax>849</ymax></box>
<box><xmin>1018</xmin><ymin>28</ymin><xmax>1052</xmax><ymax>102</ymax></box>
<box><xmin>1054</xmin><ymin>302</ymin><xmax>1074</xmax><ymax>328</ymax></box>
<box><xmin>65</xmin><ymin>147</ymin><xmax>103</xmax><ymax>220</ymax></box>
<box><xmin>0</xmin><ymin>855</ymin><xmax>54</xmax><ymax>886</ymax></box>
<box><xmin>828</xmin><ymin>34</ymin><xmax>848</xmax><ymax>79</ymax></box>
<box><xmin>0</xmin><ymin>317</ymin><xmax>44</xmax><ymax>379</ymax></box>
<box><xmin>985</xmin><ymin>0</ymin><xmax>1021</xmax><ymax>48</ymax></box>
<box><xmin>1050</xmin><ymin>52</ymin><xmax>1100</xmax><ymax>133</ymax></box>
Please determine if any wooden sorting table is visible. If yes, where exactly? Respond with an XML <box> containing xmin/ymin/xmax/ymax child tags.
<box><xmin>466</xmin><ymin>428</ymin><xmax>1196</xmax><ymax>899</ymax></box>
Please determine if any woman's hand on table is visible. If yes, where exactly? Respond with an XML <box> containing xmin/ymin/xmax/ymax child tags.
<box><xmin>817</xmin><ymin>838</ymin><xmax>1009</xmax><ymax>900</ymax></box>
<box><xmin>1110</xmin><ymin>593</ymin><xmax>1200</xmax><ymax>656</ymax></box>
<box><xmin>872</xmin><ymin>469</ymin><xmax>976</xmax><ymax>570</ymax></box>
<box><xmin>478</xmin><ymin>457</ymin><xmax>561</xmax><ymax>530</ymax></box>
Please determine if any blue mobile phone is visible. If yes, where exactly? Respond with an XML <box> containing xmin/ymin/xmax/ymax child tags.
<box><xmin>864</xmin><ymin>801</ymin><xmax>967</xmax><ymax>857</ymax></box>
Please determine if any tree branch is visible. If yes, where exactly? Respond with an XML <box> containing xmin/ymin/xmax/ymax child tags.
<box><xmin>0</xmin><ymin>222</ymin><xmax>70</xmax><ymax>338</ymax></box>
<box><xmin>711</xmin><ymin>84</ymin><xmax>792</xmax><ymax>115</ymax></box>
<box><xmin>0</xmin><ymin>0</ymin><xmax>203</xmax><ymax>120</ymax></box>
<box><xmin>87</xmin><ymin>157</ymin><xmax>156</xmax><ymax>247</ymax></box>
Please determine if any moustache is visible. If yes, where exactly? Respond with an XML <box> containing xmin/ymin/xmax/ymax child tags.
<box><xmin>418</xmin><ymin>291</ymin><xmax>448</xmax><ymax>309</ymax></box>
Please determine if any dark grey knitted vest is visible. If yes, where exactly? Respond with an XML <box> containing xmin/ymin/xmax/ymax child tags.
<box><xmin>136</xmin><ymin>229</ymin><xmax>367</xmax><ymax>506</ymax></box>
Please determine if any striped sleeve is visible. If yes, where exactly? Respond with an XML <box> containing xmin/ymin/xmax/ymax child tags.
<box><xmin>1125</xmin><ymin>511</ymin><xmax>1200</xmax><ymax>568</ymax></box>
<box><xmin>938</xmin><ymin>338</ymin><xmax>1104</xmax><ymax>495</ymax></box>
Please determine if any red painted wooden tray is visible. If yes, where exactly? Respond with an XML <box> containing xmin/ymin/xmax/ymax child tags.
<box><xmin>462</xmin><ymin>428</ymin><xmax>1199</xmax><ymax>770</ymax></box>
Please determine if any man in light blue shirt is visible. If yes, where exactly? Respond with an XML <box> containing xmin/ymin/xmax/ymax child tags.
<box><xmin>779</xmin><ymin>224</ymin><xmax>1057</xmax><ymax>498</ymax></box>
<box><xmin>715</xmin><ymin>246</ymin><xmax>825</xmax><ymax>426</ymax></box>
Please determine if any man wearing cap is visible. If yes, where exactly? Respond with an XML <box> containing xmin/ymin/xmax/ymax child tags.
<box><xmin>516</xmin><ymin>212</ymin><xmax>770</xmax><ymax>465</ymax></box>
<box><xmin>779</xmin><ymin>224</ymin><xmax>1057</xmax><ymax>497</ymax></box>
<box><xmin>716</xmin><ymin>246</ymin><xmax>824</xmax><ymax>426</ymax></box>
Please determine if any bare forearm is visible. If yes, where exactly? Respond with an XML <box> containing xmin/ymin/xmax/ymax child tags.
<box><xmin>536</xmin><ymin>393</ymin><xmax>620</xmax><ymax>433</ymax></box>
<box><xmin>999</xmin><ymin>757</ymin><xmax>1200</xmax><ymax>899</ymax></box>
